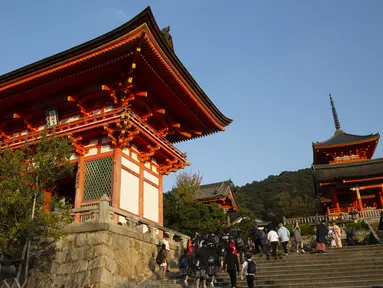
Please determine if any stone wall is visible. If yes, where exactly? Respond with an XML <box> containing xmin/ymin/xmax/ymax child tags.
<box><xmin>27</xmin><ymin>199</ymin><xmax>187</xmax><ymax>288</ymax></box>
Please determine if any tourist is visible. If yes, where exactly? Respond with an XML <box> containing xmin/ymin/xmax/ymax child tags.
<box><xmin>226</xmin><ymin>247</ymin><xmax>240</xmax><ymax>288</ymax></box>
<box><xmin>206</xmin><ymin>238</ymin><xmax>219</xmax><ymax>287</ymax></box>
<box><xmin>183</xmin><ymin>238</ymin><xmax>196</xmax><ymax>287</ymax></box>
<box><xmin>316</xmin><ymin>220</ymin><xmax>327</xmax><ymax>253</ymax></box>
<box><xmin>194</xmin><ymin>231</ymin><xmax>202</xmax><ymax>250</ymax></box>
<box><xmin>220</xmin><ymin>228</ymin><xmax>230</xmax><ymax>271</ymax></box>
<box><xmin>157</xmin><ymin>244</ymin><xmax>168</xmax><ymax>280</ymax></box>
<box><xmin>277</xmin><ymin>223</ymin><xmax>290</xmax><ymax>257</ymax></box>
<box><xmin>195</xmin><ymin>240</ymin><xmax>208</xmax><ymax>288</ymax></box>
<box><xmin>241</xmin><ymin>252</ymin><xmax>256</xmax><ymax>288</ymax></box>
<box><xmin>161</xmin><ymin>233</ymin><xmax>171</xmax><ymax>251</ymax></box>
<box><xmin>251</xmin><ymin>225</ymin><xmax>263</xmax><ymax>256</ymax></box>
<box><xmin>379</xmin><ymin>211</ymin><xmax>383</xmax><ymax>232</ymax></box>
<box><xmin>293</xmin><ymin>222</ymin><xmax>305</xmax><ymax>253</ymax></box>
<box><xmin>331</xmin><ymin>221</ymin><xmax>342</xmax><ymax>248</ymax></box>
<box><xmin>267</xmin><ymin>227</ymin><xmax>279</xmax><ymax>260</ymax></box>
<box><xmin>235</xmin><ymin>230</ymin><xmax>247</xmax><ymax>264</ymax></box>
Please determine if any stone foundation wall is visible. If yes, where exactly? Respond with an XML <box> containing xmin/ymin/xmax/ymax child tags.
<box><xmin>28</xmin><ymin>222</ymin><xmax>186</xmax><ymax>288</ymax></box>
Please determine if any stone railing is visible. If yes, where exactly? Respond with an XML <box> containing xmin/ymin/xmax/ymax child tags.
<box><xmin>28</xmin><ymin>194</ymin><xmax>190</xmax><ymax>287</ymax></box>
<box><xmin>284</xmin><ymin>209</ymin><xmax>383</xmax><ymax>226</ymax></box>
<box><xmin>359</xmin><ymin>209</ymin><xmax>383</xmax><ymax>219</ymax></box>
<box><xmin>283</xmin><ymin>215</ymin><xmax>330</xmax><ymax>226</ymax></box>
<box><xmin>70</xmin><ymin>194</ymin><xmax>189</xmax><ymax>242</ymax></box>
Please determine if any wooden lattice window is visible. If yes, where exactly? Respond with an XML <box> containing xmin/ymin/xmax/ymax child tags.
<box><xmin>84</xmin><ymin>157</ymin><xmax>113</xmax><ymax>200</ymax></box>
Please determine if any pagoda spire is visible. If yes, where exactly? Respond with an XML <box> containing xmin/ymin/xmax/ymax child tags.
<box><xmin>329</xmin><ymin>94</ymin><xmax>341</xmax><ymax>131</ymax></box>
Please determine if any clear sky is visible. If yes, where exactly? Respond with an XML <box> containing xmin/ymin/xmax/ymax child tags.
<box><xmin>1</xmin><ymin>1</ymin><xmax>383</xmax><ymax>192</ymax></box>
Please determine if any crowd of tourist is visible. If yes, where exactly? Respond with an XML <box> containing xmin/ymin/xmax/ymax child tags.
<box><xmin>156</xmin><ymin>216</ymin><xmax>375</xmax><ymax>287</ymax></box>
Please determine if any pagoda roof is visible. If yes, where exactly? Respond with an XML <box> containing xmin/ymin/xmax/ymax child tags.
<box><xmin>313</xmin><ymin>130</ymin><xmax>379</xmax><ymax>149</ymax></box>
<box><xmin>196</xmin><ymin>180</ymin><xmax>233</xmax><ymax>200</ymax></box>
<box><xmin>0</xmin><ymin>7</ymin><xmax>231</xmax><ymax>141</ymax></box>
<box><xmin>313</xmin><ymin>157</ymin><xmax>383</xmax><ymax>183</ymax></box>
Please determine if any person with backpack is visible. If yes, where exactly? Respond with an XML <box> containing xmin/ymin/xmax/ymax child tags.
<box><xmin>206</xmin><ymin>239</ymin><xmax>219</xmax><ymax>287</ymax></box>
<box><xmin>156</xmin><ymin>244</ymin><xmax>168</xmax><ymax>280</ymax></box>
<box><xmin>241</xmin><ymin>253</ymin><xmax>256</xmax><ymax>288</ymax></box>
<box><xmin>220</xmin><ymin>228</ymin><xmax>231</xmax><ymax>271</ymax></box>
<box><xmin>252</xmin><ymin>225</ymin><xmax>263</xmax><ymax>256</ymax></box>
<box><xmin>195</xmin><ymin>240</ymin><xmax>209</xmax><ymax>288</ymax></box>
<box><xmin>236</xmin><ymin>230</ymin><xmax>246</xmax><ymax>264</ymax></box>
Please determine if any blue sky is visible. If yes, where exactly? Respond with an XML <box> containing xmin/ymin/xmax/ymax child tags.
<box><xmin>1</xmin><ymin>1</ymin><xmax>383</xmax><ymax>191</ymax></box>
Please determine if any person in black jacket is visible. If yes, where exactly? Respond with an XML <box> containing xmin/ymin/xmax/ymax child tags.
<box><xmin>195</xmin><ymin>241</ymin><xmax>209</xmax><ymax>288</ymax></box>
<box><xmin>226</xmin><ymin>247</ymin><xmax>240</xmax><ymax>288</ymax></box>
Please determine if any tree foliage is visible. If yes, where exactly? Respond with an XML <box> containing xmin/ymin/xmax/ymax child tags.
<box><xmin>234</xmin><ymin>168</ymin><xmax>319</xmax><ymax>224</ymax></box>
<box><xmin>0</xmin><ymin>134</ymin><xmax>73</xmax><ymax>257</ymax></box>
<box><xmin>164</xmin><ymin>172</ymin><xmax>225</xmax><ymax>236</ymax></box>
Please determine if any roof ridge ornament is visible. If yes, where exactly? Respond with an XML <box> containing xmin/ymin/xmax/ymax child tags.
<box><xmin>161</xmin><ymin>26</ymin><xmax>175</xmax><ymax>53</ymax></box>
<box><xmin>329</xmin><ymin>94</ymin><xmax>341</xmax><ymax>132</ymax></box>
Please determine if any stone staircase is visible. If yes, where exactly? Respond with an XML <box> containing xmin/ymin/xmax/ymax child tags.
<box><xmin>139</xmin><ymin>244</ymin><xmax>383</xmax><ymax>288</ymax></box>
<box><xmin>366</xmin><ymin>218</ymin><xmax>383</xmax><ymax>243</ymax></box>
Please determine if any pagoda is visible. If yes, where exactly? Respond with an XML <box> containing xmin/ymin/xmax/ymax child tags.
<box><xmin>0</xmin><ymin>7</ymin><xmax>232</xmax><ymax>226</ymax></box>
<box><xmin>312</xmin><ymin>95</ymin><xmax>383</xmax><ymax>214</ymax></box>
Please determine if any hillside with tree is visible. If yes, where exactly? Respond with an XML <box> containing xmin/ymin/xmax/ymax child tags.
<box><xmin>233</xmin><ymin>168</ymin><xmax>319</xmax><ymax>224</ymax></box>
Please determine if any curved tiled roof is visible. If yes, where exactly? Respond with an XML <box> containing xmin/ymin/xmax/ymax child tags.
<box><xmin>0</xmin><ymin>6</ymin><xmax>232</xmax><ymax>131</ymax></box>
<box><xmin>313</xmin><ymin>130</ymin><xmax>379</xmax><ymax>148</ymax></box>
<box><xmin>196</xmin><ymin>180</ymin><xmax>232</xmax><ymax>200</ymax></box>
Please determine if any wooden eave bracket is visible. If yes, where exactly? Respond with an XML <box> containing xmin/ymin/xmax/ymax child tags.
<box><xmin>67</xmin><ymin>95</ymin><xmax>91</xmax><ymax>117</ymax></box>
<box><xmin>67</xmin><ymin>134</ymin><xmax>88</xmax><ymax>156</ymax></box>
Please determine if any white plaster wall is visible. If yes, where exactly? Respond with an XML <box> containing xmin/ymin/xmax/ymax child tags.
<box><xmin>61</xmin><ymin>115</ymin><xmax>81</xmax><ymax>124</ymax></box>
<box><xmin>87</xmin><ymin>148</ymin><xmax>98</xmax><ymax>156</ymax></box>
<box><xmin>101</xmin><ymin>145</ymin><xmax>113</xmax><ymax>153</ymax></box>
<box><xmin>120</xmin><ymin>170</ymin><xmax>139</xmax><ymax>215</ymax></box>
<box><xmin>143</xmin><ymin>182</ymin><xmax>159</xmax><ymax>223</ymax></box>
<box><xmin>144</xmin><ymin>171</ymin><xmax>159</xmax><ymax>185</ymax></box>
<box><xmin>121</xmin><ymin>156</ymin><xmax>140</xmax><ymax>174</ymax></box>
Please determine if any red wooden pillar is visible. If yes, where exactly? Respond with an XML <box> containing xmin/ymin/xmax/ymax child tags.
<box><xmin>351</xmin><ymin>191</ymin><xmax>358</xmax><ymax>210</ymax></box>
<box><xmin>379</xmin><ymin>186</ymin><xmax>383</xmax><ymax>209</ymax></box>
<box><xmin>74</xmin><ymin>155</ymin><xmax>85</xmax><ymax>222</ymax></box>
<box><xmin>112</xmin><ymin>147</ymin><xmax>122</xmax><ymax>208</ymax></box>
<box><xmin>355</xmin><ymin>187</ymin><xmax>364</xmax><ymax>211</ymax></box>
<box><xmin>138</xmin><ymin>161</ymin><xmax>144</xmax><ymax>217</ymax></box>
<box><xmin>331</xmin><ymin>189</ymin><xmax>340</xmax><ymax>212</ymax></box>
<box><xmin>158</xmin><ymin>174</ymin><xmax>163</xmax><ymax>226</ymax></box>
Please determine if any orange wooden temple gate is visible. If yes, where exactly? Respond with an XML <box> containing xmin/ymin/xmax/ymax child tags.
<box><xmin>0</xmin><ymin>7</ymin><xmax>232</xmax><ymax>225</ymax></box>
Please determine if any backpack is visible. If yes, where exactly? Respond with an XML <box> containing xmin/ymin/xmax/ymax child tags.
<box><xmin>179</xmin><ymin>255</ymin><xmax>188</xmax><ymax>269</ymax></box>
<box><xmin>207</xmin><ymin>256</ymin><xmax>215</xmax><ymax>266</ymax></box>
<box><xmin>247</xmin><ymin>260</ymin><xmax>256</xmax><ymax>274</ymax></box>
<box><xmin>156</xmin><ymin>251</ymin><xmax>163</xmax><ymax>265</ymax></box>
<box><xmin>236</xmin><ymin>237</ymin><xmax>244</xmax><ymax>247</ymax></box>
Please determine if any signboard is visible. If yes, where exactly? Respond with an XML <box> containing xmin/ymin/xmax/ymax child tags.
<box><xmin>46</xmin><ymin>108</ymin><xmax>58</xmax><ymax>128</ymax></box>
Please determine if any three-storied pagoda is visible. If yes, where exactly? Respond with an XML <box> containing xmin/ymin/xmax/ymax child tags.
<box><xmin>312</xmin><ymin>95</ymin><xmax>383</xmax><ymax>214</ymax></box>
<box><xmin>0</xmin><ymin>7</ymin><xmax>232</xmax><ymax>225</ymax></box>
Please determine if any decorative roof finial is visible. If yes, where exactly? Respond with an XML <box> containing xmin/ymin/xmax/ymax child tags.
<box><xmin>329</xmin><ymin>94</ymin><xmax>341</xmax><ymax>131</ymax></box>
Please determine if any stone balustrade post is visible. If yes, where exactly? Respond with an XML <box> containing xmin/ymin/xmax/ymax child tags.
<box><xmin>98</xmin><ymin>194</ymin><xmax>111</xmax><ymax>223</ymax></box>
<box><xmin>148</xmin><ymin>226</ymin><xmax>157</xmax><ymax>239</ymax></box>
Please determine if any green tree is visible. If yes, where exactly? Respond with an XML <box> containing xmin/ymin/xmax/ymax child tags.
<box><xmin>0</xmin><ymin>134</ymin><xmax>73</xmax><ymax>281</ymax></box>
<box><xmin>235</xmin><ymin>168</ymin><xmax>319</xmax><ymax>224</ymax></box>
<box><xmin>164</xmin><ymin>172</ymin><xmax>225</xmax><ymax>236</ymax></box>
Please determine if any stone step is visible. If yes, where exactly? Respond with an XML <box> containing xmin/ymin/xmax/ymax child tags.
<box><xmin>143</xmin><ymin>277</ymin><xmax>383</xmax><ymax>288</ymax></box>
<box><xmin>167</xmin><ymin>265</ymin><xmax>383</xmax><ymax>279</ymax></box>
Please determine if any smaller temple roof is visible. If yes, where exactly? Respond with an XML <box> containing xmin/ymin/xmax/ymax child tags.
<box><xmin>313</xmin><ymin>95</ymin><xmax>379</xmax><ymax>149</ymax></box>
<box><xmin>313</xmin><ymin>130</ymin><xmax>379</xmax><ymax>148</ymax></box>
<box><xmin>196</xmin><ymin>180</ymin><xmax>232</xmax><ymax>200</ymax></box>
<box><xmin>313</xmin><ymin>157</ymin><xmax>383</xmax><ymax>183</ymax></box>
